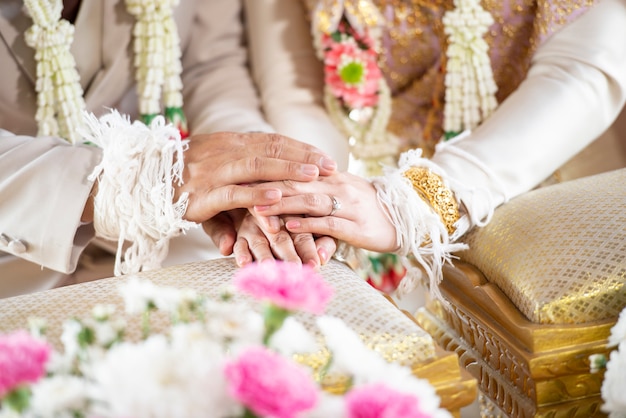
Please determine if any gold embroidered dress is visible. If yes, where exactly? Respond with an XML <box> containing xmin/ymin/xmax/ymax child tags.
<box><xmin>304</xmin><ymin>0</ymin><xmax>595</xmax><ymax>161</ymax></box>
<box><xmin>297</xmin><ymin>0</ymin><xmax>598</xmax><ymax>291</ymax></box>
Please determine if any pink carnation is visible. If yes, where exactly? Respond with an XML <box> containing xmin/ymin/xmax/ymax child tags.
<box><xmin>345</xmin><ymin>383</ymin><xmax>432</xmax><ymax>418</ymax></box>
<box><xmin>224</xmin><ymin>346</ymin><xmax>318</xmax><ymax>418</ymax></box>
<box><xmin>233</xmin><ymin>261</ymin><xmax>333</xmax><ymax>315</ymax></box>
<box><xmin>323</xmin><ymin>36</ymin><xmax>382</xmax><ymax>109</ymax></box>
<box><xmin>0</xmin><ymin>330</ymin><xmax>51</xmax><ymax>397</ymax></box>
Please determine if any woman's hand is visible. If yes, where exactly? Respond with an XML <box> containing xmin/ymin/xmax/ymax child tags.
<box><xmin>253</xmin><ymin>171</ymin><xmax>399</xmax><ymax>254</ymax></box>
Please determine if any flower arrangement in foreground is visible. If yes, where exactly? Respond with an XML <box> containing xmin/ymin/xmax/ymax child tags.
<box><xmin>0</xmin><ymin>260</ymin><xmax>451</xmax><ymax>418</ymax></box>
<box><xmin>590</xmin><ymin>306</ymin><xmax>626</xmax><ymax>418</ymax></box>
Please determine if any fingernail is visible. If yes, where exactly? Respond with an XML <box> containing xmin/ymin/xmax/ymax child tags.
<box><xmin>236</xmin><ymin>256</ymin><xmax>251</xmax><ymax>267</ymax></box>
<box><xmin>265</xmin><ymin>190</ymin><xmax>281</xmax><ymax>200</ymax></box>
<box><xmin>255</xmin><ymin>205</ymin><xmax>270</xmax><ymax>212</ymax></box>
<box><xmin>318</xmin><ymin>247</ymin><xmax>328</xmax><ymax>264</ymax></box>
<box><xmin>285</xmin><ymin>220</ymin><xmax>300</xmax><ymax>229</ymax></box>
<box><xmin>321</xmin><ymin>157</ymin><xmax>337</xmax><ymax>171</ymax></box>
<box><xmin>219</xmin><ymin>238</ymin><xmax>227</xmax><ymax>255</ymax></box>
<box><xmin>307</xmin><ymin>259</ymin><xmax>319</xmax><ymax>270</ymax></box>
<box><xmin>302</xmin><ymin>164</ymin><xmax>318</xmax><ymax>177</ymax></box>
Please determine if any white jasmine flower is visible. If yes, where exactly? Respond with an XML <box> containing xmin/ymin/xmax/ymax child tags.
<box><xmin>601</xmin><ymin>342</ymin><xmax>626</xmax><ymax>418</ymax></box>
<box><xmin>117</xmin><ymin>276</ymin><xmax>160</xmax><ymax>314</ymax></box>
<box><xmin>608</xmin><ymin>308</ymin><xmax>626</xmax><ymax>348</ymax></box>
<box><xmin>153</xmin><ymin>286</ymin><xmax>199</xmax><ymax>316</ymax></box>
<box><xmin>204</xmin><ymin>300</ymin><xmax>264</xmax><ymax>345</ymax></box>
<box><xmin>92</xmin><ymin>304</ymin><xmax>116</xmax><ymax>321</ymax></box>
<box><xmin>27</xmin><ymin>317</ymin><xmax>47</xmax><ymax>338</ymax></box>
<box><xmin>29</xmin><ymin>375</ymin><xmax>89</xmax><ymax>417</ymax></box>
<box><xmin>60</xmin><ymin>319</ymin><xmax>82</xmax><ymax>359</ymax></box>
<box><xmin>316</xmin><ymin>315</ymin><xmax>386</xmax><ymax>378</ymax></box>
<box><xmin>91</xmin><ymin>319</ymin><xmax>121</xmax><ymax>347</ymax></box>
<box><xmin>270</xmin><ymin>317</ymin><xmax>318</xmax><ymax>356</ymax></box>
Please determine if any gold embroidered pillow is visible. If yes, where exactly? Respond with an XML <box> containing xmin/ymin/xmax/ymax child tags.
<box><xmin>0</xmin><ymin>258</ymin><xmax>436</xmax><ymax>379</ymax></box>
<box><xmin>459</xmin><ymin>169</ymin><xmax>626</xmax><ymax>325</ymax></box>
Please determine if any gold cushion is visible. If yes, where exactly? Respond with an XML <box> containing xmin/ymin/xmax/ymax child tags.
<box><xmin>459</xmin><ymin>168</ymin><xmax>626</xmax><ymax>324</ymax></box>
<box><xmin>0</xmin><ymin>258</ymin><xmax>435</xmax><ymax>367</ymax></box>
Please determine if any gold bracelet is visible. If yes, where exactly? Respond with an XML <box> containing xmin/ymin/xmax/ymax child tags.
<box><xmin>403</xmin><ymin>167</ymin><xmax>460</xmax><ymax>235</ymax></box>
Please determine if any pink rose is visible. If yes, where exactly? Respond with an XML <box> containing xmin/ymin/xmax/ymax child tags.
<box><xmin>233</xmin><ymin>261</ymin><xmax>333</xmax><ymax>315</ymax></box>
<box><xmin>0</xmin><ymin>330</ymin><xmax>51</xmax><ymax>397</ymax></box>
<box><xmin>224</xmin><ymin>346</ymin><xmax>318</xmax><ymax>418</ymax></box>
<box><xmin>345</xmin><ymin>383</ymin><xmax>432</xmax><ymax>418</ymax></box>
<box><xmin>323</xmin><ymin>35</ymin><xmax>382</xmax><ymax>109</ymax></box>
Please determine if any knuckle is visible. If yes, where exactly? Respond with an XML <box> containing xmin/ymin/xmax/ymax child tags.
<box><xmin>223</xmin><ymin>185</ymin><xmax>237</xmax><ymax>204</ymax></box>
<box><xmin>265</xmin><ymin>134</ymin><xmax>284</xmax><ymax>158</ymax></box>
<box><xmin>271</xmin><ymin>231</ymin><xmax>292</xmax><ymax>246</ymax></box>
<box><xmin>303</xmin><ymin>193</ymin><xmax>323</xmax><ymax>209</ymax></box>
<box><xmin>326</xmin><ymin>217</ymin><xmax>340</xmax><ymax>231</ymax></box>
<box><xmin>248</xmin><ymin>237</ymin><xmax>269</xmax><ymax>251</ymax></box>
<box><xmin>248</xmin><ymin>156</ymin><xmax>263</xmax><ymax>174</ymax></box>
<box><xmin>292</xmin><ymin>232</ymin><xmax>313</xmax><ymax>246</ymax></box>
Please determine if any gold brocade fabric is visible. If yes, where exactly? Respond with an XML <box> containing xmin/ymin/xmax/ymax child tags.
<box><xmin>0</xmin><ymin>258</ymin><xmax>435</xmax><ymax>375</ymax></box>
<box><xmin>459</xmin><ymin>169</ymin><xmax>626</xmax><ymax>325</ymax></box>
<box><xmin>305</xmin><ymin>0</ymin><xmax>596</xmax><ymax>155</ymax></box>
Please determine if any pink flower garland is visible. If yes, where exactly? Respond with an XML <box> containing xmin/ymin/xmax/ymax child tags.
<box><xmin>322</xmin><ymin>20</ymin><xmax>382</xmax><ymax>109</ymax></box>
<box><xmin>0</xmin><ymin>330</ymin><xmax>51</xmax><ymax>397</ymax></box>
<box><xmin>233</xmin><ymin>261</ymin><xmax>333</xmax><ymax>315</ymax></box>
<box><xmin>224</xmin><ymin>346</ymin><xmax>318</xmax><ymax>418</ymax></box>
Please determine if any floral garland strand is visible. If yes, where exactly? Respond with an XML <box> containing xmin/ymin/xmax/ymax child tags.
<box><xmin>442</xmin><ymin>0</ymin><xmax>498</xmax><ymax>140</ymax></box>
<box><xmin>24</xmin><ymin>0</ymin><xmax>87</xmax><ymax>145</ymax></box>
<box><xmin>125</xmin><ymin>0</ymin><xmax>189</xmax><ymax>138</ymax></box>
<box><xmin>314</xmin><ymin>0</ymin><xmax>499</xmax><ymax>151</ymax></box>
<box><xmin>314</xmin><ymin>3</ymin><xmax>395</xmax><ymax>178</ymax></box>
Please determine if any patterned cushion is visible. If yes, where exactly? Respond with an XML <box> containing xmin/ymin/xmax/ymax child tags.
<box><xmin>0</xmin><ymin>258</ymin><xmax>435</xmax><ymax>367</ymax></box>
<box><xmin>459</xmin><ymin>169</ymin><xmax>626</xmax><ymax>324</ymax></box>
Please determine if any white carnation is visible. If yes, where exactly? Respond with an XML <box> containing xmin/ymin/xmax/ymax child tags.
<box><xmin>29</xmin><ymin>375</ymin><xmax>89</xmax><ymax>417</ymax></box>
<box><xmin>270</xmin><ymin>317</ymin><xmax>318</xmax><ymax>356</ymax></box>
<box><xmin>88</xmin><ymin>334</ymin><xmax>239</xmax><ymax>418</ymax></box>
<box><xmin>601</xmin><ymin>342</ymin><xmax>626</xmax><ymax>418</ymax></box>
<box><xmin>609</xmin><ymin>308</ymin><xmax>626</xmax><ymax>348</ymax></box>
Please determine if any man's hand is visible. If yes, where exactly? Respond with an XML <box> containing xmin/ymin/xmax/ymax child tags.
<box><xmin>176</xmin><ymin>132</ymin><xmax>337</xmax><ymax>223</ymax></box>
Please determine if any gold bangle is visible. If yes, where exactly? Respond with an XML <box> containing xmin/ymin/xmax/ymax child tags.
<box><xmin>403</xmin><ymin>167</ymin><xmax>460</xmax><ymax>235</ymax></box>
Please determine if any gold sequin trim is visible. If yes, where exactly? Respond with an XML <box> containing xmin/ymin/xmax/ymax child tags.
<box><xmin>403</xmin><ymin>167</ymin><xmax>460</xmax><ymax>235</ymax></box>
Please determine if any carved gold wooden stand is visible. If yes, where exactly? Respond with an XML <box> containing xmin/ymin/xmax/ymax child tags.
<box><xmin>416</xmin><ymin>262</ymin><xmax>614</xmax><ymax>418</ymax></box>
<box><xmin>393</xmin><ymin>299</ymin><xmax>477</xmax><ymax>417</ymax></box>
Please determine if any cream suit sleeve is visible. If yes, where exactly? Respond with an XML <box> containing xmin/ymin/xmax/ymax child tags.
<box><xmin>431</xmin><ymin>0</ymin><xmax>626</xmax><ymax>224</ymax></box>
<box><xmin>182</xmin><ymin>0</ymin><xmax>273</xmax><ymax>134</ymax></box>
<box><xmin>244</xmin><ymin>0</ymin><xmax>350</xmax><ymax>169</ymax></box>
<box><xmin>0</xmin><ymin>133</ymin><xmax>101</xmax><ymax>274</ymax></box>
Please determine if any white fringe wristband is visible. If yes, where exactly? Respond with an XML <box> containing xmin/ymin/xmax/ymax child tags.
<box><xmin>83</xmin><ymin>110</ymin><xmax>198</xmax><ymax>276</ymax></box>
<box><xmin>371</xmin><ymin>149</ymin><xmax>468</xmax><ymax>300</ymax></box>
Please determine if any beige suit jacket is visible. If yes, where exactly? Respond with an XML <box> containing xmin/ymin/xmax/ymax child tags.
<box><xmin>0</xmin><ymin>0</ymin><xmax>271</xmax><ymax>276</ymax></box>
